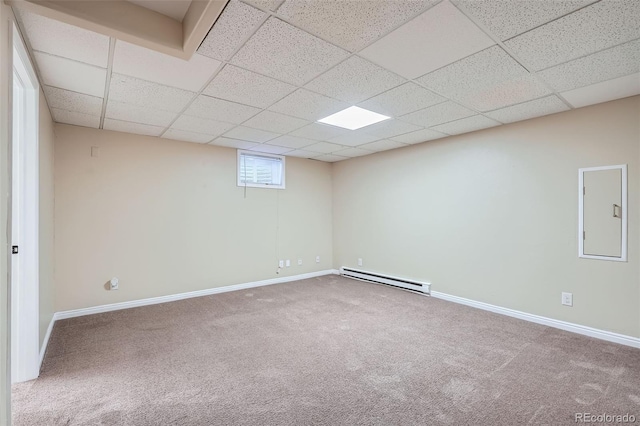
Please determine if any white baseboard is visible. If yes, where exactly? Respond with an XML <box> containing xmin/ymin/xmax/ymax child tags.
<box><xmin>39</xmin><ymin>316</ymin><xmax>55</xmax><ymax>368</ymax></box>
<box><xmin>430</xmin><ymin>290</ymin><xmax>640</xmax><ymax>349</ymax></box>
<box><xmin>54</xmin><ymin>269</ymin><xmax>340</xmax><ymax>321</ymax></box>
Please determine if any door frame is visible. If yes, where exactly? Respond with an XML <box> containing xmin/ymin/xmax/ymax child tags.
<box><xmin>10</xmin><ymin>22</ymin><xmax>40</xmax><ymax>383</ymax></box>
<box><xmin>578</xmin><ymin>164</ymin><xmax>627</xmax><ymax>262</ymax></box>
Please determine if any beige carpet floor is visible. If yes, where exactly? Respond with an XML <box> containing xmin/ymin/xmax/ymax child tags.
<box><xmin>12</xmin><ymin>275</ymin><xmax>640</xmax><ymax>425</ymax></box>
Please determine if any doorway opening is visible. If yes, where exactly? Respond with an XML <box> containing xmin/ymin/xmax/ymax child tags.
<box><xmin>11</xmin><ymin>23</ymin><xmax>40</xmax><ymax>383</ymax></box>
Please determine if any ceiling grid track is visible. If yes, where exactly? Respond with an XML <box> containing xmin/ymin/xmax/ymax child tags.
<box><xmin>157</xmin><ymin>11</ymin><xmax>273</xmax><ymax>139</ymax></box>
<box><xmin>450</xmin><ymin>0</ymin><xmax>576</xmax><ymax>110</ymax></box>
<box><xmin>99</xmin><ymin>38</ymin><xmax>116</xmax><ymax>130</ymax></box>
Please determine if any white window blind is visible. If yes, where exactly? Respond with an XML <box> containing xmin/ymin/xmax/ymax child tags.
<box><xmin>237</xmin><ymin>151</ymin><xmax>285</xmax><ymax>189</ymax></box>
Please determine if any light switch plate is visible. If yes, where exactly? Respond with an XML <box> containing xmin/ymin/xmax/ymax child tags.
<box><xmin>561</xmin><ymin>292</ymin><xmax>573</xmax><ymax>306</ymax></box>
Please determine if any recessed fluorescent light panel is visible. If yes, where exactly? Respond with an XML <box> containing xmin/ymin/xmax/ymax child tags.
<box><xmin>318</xmin><ymin>106</ymin><xmax>390</xmax><ymax>130</ymax></box>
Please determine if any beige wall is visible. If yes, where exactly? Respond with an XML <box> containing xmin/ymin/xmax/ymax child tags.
<box><xmin>333</xmin><ymin>96</ymin><xmax>640</xmax><ymax>338</ymax></box>
<box><xmin>54</xmin><ymin>125</ymin><xmax>333</xmax><ymax>312</ymax></box>
<box><xmin>38</xmin><ymin>89</ymin><xmax>55</xmax><ymax>348</ymax></box>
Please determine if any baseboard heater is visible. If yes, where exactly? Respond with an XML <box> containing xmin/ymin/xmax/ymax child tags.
<box><xmin>340</xmin><ymin>267</ymin><xmax>431</xmax><ymax>295</ymax></box>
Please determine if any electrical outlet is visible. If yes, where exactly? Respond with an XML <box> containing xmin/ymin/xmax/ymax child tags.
<box><xmin>110</xmin><ymin>277</ymin><xmax>119</xmax><ymax>290</ymax></box>
<box><xmin>561</xmin><ymin>292</ymin><xmax>573</xmax><ymax>307</ymax></box>
<box><xmin>298</xmin><ymin>259</ymin><xmax>303</xmax><ymax>266</ymax></box>
<box><xmin>278</xmin><ymin>260</ymin><xmax>284</xmax><ymax>268</ymax></box>
<box><xmin>285</xmin><ymin>259</ymin><xmax>291</xmax><ymax>267</ymax></box>
<box><xmin>357</xmin><ymin>258</ymin><xmax>363</xmax><ymax>267</ymax></box>
<box><xmin>316</xmin><ymin>256</ymin><xmax>320</xmax><ymax>263</ymax></box>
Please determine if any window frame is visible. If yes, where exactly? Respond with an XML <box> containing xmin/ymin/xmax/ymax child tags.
<box><xmin>237</xmin><ymin>150</ymin><xmax>286</xmax><ymax>190</ymax></box>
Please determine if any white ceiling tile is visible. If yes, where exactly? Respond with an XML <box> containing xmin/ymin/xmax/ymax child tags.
<box><xmin>431</xmin><ymin>115</ymin><xmax>500</xmax><ymax>135</ymax></box>
<box><xmin>329</xmin><ymin>131</ymin><xmax>380</xmax><ymax>147</ymax></box>
<box><xmin>358</xmin><ymin>82</ymin><xmax>445</xmax><ymax>117</ymax></box>
<box><xmin>43</xmin><ymin>86</ymin><xmax>103</xmax><ymax>116</ymax></box>
<box><xmin>399</xmin><ymin>101</ymin><xmax>476</xmax><ymax>127</ymax></box>
<box><xmin>202</xmin><ymin>64</ymin><xmax>296</xmax><ymax>108</ymax></box>
<box><xmin>277</xmin><ymin>0</ymin><xmax>438</xmax><ymax>52</ymax></box>
<box><xmin>504</xmin><ymin>0</ymin><xmax>640</xmax><ymax>71</ymax></box>
<box><xmin>104</xmin><ymin>118</ymin><xmax>165</xmax><ymax>136</ymax></box>
<box><xmin>34</xmin><ymin>52</ymin><xmax>106</xmax><ymax>97</ymax></box>
<box><xmin>538</xmin><ymin>40</ymin><xmax>640</xmax><ymax>93</ymax></box>
<box><xmin>359</xmin><ymin>139</ymin><xmax>407</xmax><ymax>152</ymax></box>
<box><xmin>267</xmin><ymin>135</ymin><xmax>317</xmax><ymax>149</ymax></box>
<box><xmin>105</xmin><ymin>100</ymin><xmax>177</xmax><ymax>127</ymax></box>
<box><xmin>109</xmin><ymin>73</ymin><xmax>194</xmax><ymax>113</ymax></box>
<box><xmin>303</xmin><ymin>142</ymin><xmax>346</xmax><ymax>154</ymax></box>
<box><xmin>224</xmin><ymin>126</ymin><xmax>280</xmax><ymax>143</ymax></box>
<box><xmin>418</xmin><ymin>45</ymin><xmax>523</xmax><ymax>91</ymax></box>
<box><xmin>249</xmin><ymin>144</ymin><xmax>291</xmax><ymax>154</ymax></box>
<box><xmin>50</xmin><ymin>108</ymin><xmax>100</xmax><ymax>128</ymax></box>
<box><xmin>459</xmin><ymin>75</ymin><xmax>552</xmax><ymax>111</ymax></box>
<box><xmin>231</xmin><ymin>17</ymin><xmax>349</xmax><ymax>85</ymax></box>
<box><xmin>242</xmin><ymin>111</ymin><xmax>309</xmax><ymax>134</ymax></box>
<box><xmin>163</xmin><ymin>129</ymin><xmax>216</xmax><ymax>144</ymax></box>
<box><xmin>417</xmin><ymin>46</ymin><xmax>551</xmax><ymax>111</ymax></box>
<box><xmin>210</xmin><ymin>137</ymin><xmax>259</xmax><ymax>150</ymax></box>
<box><xmin>269</xmin><ymin>89</ymin><xmax>349</xmax><ymax>121</ymax></box>
<box><xmin>359</xmin><ymin>119</ymin><xmax>422</xmax><ymax>140</ymax></box>
<box><xmin>311</xmin><ymin>154</ymin><xmax>349</xmax><ymax>162</ymax></box>
<box><xmin>288</xmin><ymin>122</ymin><xmax>349</xmax><ymax>141</ymax></box>
<box><xmin>359</xmin><ymin>1</ymin><xmax>495</xmax><ymax>79</ymax></box>
<box><xmin>390</xmin><ymin>128</ymin><xmax>447</xmax><ymax>144</ymax></box>
<box><xmin>332</xmin><ymin>147</ymin><xmax>373</xmax><ymax>158</ymax></box>
<box><xmin>113</xmin><ymin>41</ymin><xmax>221</xmax><ymax>91</ymax></box>
<box><xmin>242</xmin><ymin>0</ymin><xmax>284</xmax><ymax>12</ymax></box>
<box><xmin>453</xmin><ymin>0</ymin><xmax>595</xmax><ymax>41</ymax></box>
<box><xmin>17</xmin><ymin>10</ymin><xmax>109</xmax><ymax>67</ymax></box>
<box><xmin>486</xmin><ymin>96</ymin><xmax>569</xmax><ymax>124</ymax></box>
<box><xmin>171</xmin><ymin>115</ymin><xmax>236</xmax><ymax>136</ymax></box>
<box><xmin>184</xmin><ymin>95</ymin><xmax>261</xmax><ymax>124</ymax></box>
<box><xmin>198</xmin><ymin>0</ymin><xmax>268</xmax><ymax>60</ymax></box>
<box><xmin>285</xmin><ymin>149</ymin><xmax>318</xmax><ymax>158</ymax></box>
<box><xmin>305</xmin><ymin>56</ymin><xmax>406</xmax><ymax>103</ymax></box>
<box><xmin>561</xmin><ymin>73</ymin><xmax>640</xmax><ymax>108</ymax></box>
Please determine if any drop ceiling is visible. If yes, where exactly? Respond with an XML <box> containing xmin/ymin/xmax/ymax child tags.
<box><xmin>13</xmin><ymin>0</ymin><xmax>640</xmax><ymax>162</ymax></box>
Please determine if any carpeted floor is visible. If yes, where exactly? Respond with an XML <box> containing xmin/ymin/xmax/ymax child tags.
<box><xmin>12</xmin><ymin>275</ymin><xmax>640</xmax><ymax>425</ymax></box>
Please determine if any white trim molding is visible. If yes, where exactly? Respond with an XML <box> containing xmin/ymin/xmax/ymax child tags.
<box><xmin>39</xmin><ymin>316</ymin><xmax>55</xmax><ymax>367</ymax></box>
<box><xmin>55</xmin><ymin>269</ymin><xmax>340</xmax><ymax>320</ymax></box>
<box><xmin>578</xmin><ymin>164</ymin><xmax>627</xmax><ymax>262</ymax></box>
<box><xmin>431</xmin><ymin>290</ymin><xmax>640</xmax><ymax>349</ymax></box>
<box><xmin>11</xmin><ymin>21</ymin><xmax>40</xmax><ymax>383</ymax></box>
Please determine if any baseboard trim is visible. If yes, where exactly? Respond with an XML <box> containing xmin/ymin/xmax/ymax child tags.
<box><xmin>430</xmin><ymin>290</ymin><xmax>640</xmax><ymax>349</ymax></box>
<box><xmin>55</xmin><ymin>269</ymin><xmax>340</xmax><ymax>321</ymax></box>
<box><xmin>39</xmin><ymin>316</ymin><xmax>55</xmax><ymax>368</ymax></box>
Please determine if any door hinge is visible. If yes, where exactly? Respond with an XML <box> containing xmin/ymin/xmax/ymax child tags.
<box><xmin>12</xmin><ymin>246</ymin><xmax>18</xmax><ymax>254</ymax></box>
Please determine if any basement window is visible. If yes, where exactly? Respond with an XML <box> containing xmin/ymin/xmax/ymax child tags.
<box><xmin>237</xmin><ymin>150</ymin><xmax>285</xmax><ymax>189</ymax></box>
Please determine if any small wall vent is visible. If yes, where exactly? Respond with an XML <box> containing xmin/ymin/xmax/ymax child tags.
<box><xmin>340</xmin><ymin>267</ymin><xmax>430</xmax><ymax>295</ymax></box>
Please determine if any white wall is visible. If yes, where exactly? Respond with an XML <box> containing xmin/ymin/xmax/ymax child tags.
<box><xmin>54</xmin><ymin>125</ymin><xmax>333</xmax><ymax>312</ymax></box>
<box><xmin>38</xmin><ymin>89</ymin><xmax>55</xmax><ymax>349</ymax></box>
<box><xmin>333</xmin><ymin>96</ymin><xmax>640</xmax><ymax>338</ymax></box>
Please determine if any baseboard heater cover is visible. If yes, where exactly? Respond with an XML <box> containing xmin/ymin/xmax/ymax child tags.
<box><xmin>340</xmin><ymin>267</ymin><xmax>430</xmax><ymax>295</ymax></box>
